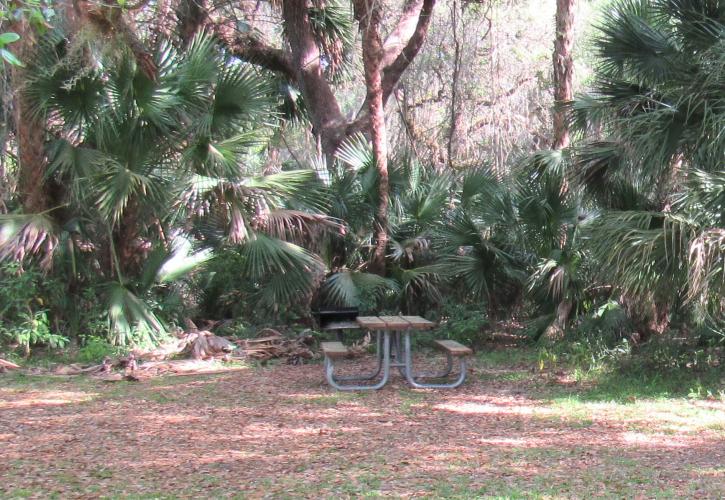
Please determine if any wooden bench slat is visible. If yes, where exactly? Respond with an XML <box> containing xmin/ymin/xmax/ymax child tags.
<box><xmin>434</xmin><ymin>340</ymin><xmax>473</xmax><ymax>356</ymax></box>
<box><xmin>399</xmin><ymin>316</ymin><xmax>435</xmax><ymax>330</ymax></box>
<box><xmin>356</xmin><ymin>316</ymin><xmax>387</xmax><ymax>330</ymax></box>
<box><xmin>378</xmin><ymin>315</ymin><xmax>412</xmax><ymax>329</ymax></box>
<box><xmin>321</xmin><ymin>341</ymin><xmax>349</xmax><ymax>359</ymax></box>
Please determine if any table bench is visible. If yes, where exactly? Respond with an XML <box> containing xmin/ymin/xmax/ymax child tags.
<box><xmin>322</xmin><ymin>315</ymin><xmax>473</xmax><ymax>390</ymax></box>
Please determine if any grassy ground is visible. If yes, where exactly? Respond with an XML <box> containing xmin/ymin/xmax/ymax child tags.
<box><xmin>1</xmin><ymin>344</ymin><xmax>723</xmax><ymax>499</ymax></box>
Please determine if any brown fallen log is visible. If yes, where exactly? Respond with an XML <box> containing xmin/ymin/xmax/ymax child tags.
<box><xmin>0</xmin><ymin>358</ymin><xmax>21</xmax><ymax>372</ymax></box>
<box><xmin>137</xmin><ymin>326</ymin><xmax>236</xmax><ymax>362</ymax></box>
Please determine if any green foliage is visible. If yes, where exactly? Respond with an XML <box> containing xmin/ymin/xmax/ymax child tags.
<box><xmin>1</xmin><ymin>0</ymin><xmax>722</xmax><ymax>377</ymax></box>
<box><xmin>0</xmin><ymin>261</ymin><xmax>68</xmax><ymax>353</ymax></box>
<box><xmin>321</xmin><ymin>270</ymin><xmax>398</xmax><ymax>311</ymax></box>
<box><xmin>307</xmin><ymin>0</ymin><xmax>354</xmax><ymax>81</ymax></box>
<box><xmin>571</xmin><ymin>0</ymin><xmax>725</xmax><ymax>326</ymax></box>
<box><xmin>435</xmin><ymin>302</ymin><xmax>490</xmax><ymax>347</ymax></box>
<box><xmin>0</xmin><ymin>29</ymin><xmax>335</xmax><ymax>345</ymax></box>
<box><xmin>76</xmin><ymin>338</ymin><xmax>126</xmax><ymax>364</ymax></box>
<box><xmin>0</xmin><ymin>32</ymin><xmax>22</xmax><ymax>67</ymax></box>
<box><xmin>629</xmin><ymin>332</ymin><xmax>723</xmax><ymax>372</ymax></box>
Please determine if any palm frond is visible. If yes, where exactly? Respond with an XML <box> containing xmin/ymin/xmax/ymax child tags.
<box><xmin>93</xmin><ymin>160</ymin><xmax>168</xmax><ymax>225</ymax></box>
<box><xmin>105</xmin><ymin>281</ymin><xmax>165</xmax><ymax>346</ymax></box>
<box><xmin>0</xmin><ymin>213</ymin><xmax>60</xmax><ymax>269</ymax></box>
<box><xmin>586</xmin><ymin>210</ymin><xmax>697</xmax><ymax>299</ymax></box>
<box><xmin>397</xmin><ymin>265</ymin><xmax>443</xmax><ymax>306</ymax></box>
<box><xmin>321</xmin><ymin>270</ymin><xmax>398</xmax><ymax>307</ymax></box>
<box><xmin>595</xmin><ymin>0</ymin><xmax>686</xmax><ymax>83</ymax></box>
<box><xmin>261</xmin><ymin>209</ymin><xmax>340</xmax><ymax>243</ymax></box>
<box><xmin>240</xmin><ymin>233</ymin><xmax>323</xmax><ymax>309</ymax></box>
<box><xmin>686</xmin><ymin>228</ymin><xmax>725</xmax><ymax>320</ymax></box>
<box><xmin>335</xmin><ymin>134</ymin><xmax>374</xmax><ymax>171</ymax></box>
<box><xmin>308</xmin><ymin>0</ymin><xmax>355</xmax><ymax>80</ymax></box>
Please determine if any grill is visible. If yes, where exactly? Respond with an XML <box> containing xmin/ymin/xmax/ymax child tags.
<box><xmin>314</xmin><ymin>307</ymin><xmax>360</xmax><ymax>330</ymax></box>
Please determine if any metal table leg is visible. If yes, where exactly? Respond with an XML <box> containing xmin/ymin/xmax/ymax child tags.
<box><xmin>394</xmin><ymin>331</ymin><xmax>452</xmax><ymax>379</ymax></box>
<box><xmin>389</xmin><ymin>331</ymin><xmax>408</xmax><ymax>377</ymax></box>
<box><xmin>325</xmin><ymin>331</ymin><xmax>391</xmax><ymax>391</ymax></box>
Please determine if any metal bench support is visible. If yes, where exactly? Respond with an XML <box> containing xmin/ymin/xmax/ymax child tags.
<box><xmin>403</xmin><ymin>333</ymin><xmax>468</xmax><ymax>389</ymax></box>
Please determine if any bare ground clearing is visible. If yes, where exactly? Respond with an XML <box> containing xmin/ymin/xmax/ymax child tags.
<box><xmin>1</xmin><ymin>353</ymin><xmax>723</xmax><ymax>499</ymax></box>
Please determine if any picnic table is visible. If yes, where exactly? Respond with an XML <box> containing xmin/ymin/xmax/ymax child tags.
<box><xmin>321</xmin><ymin>315</ymin><xmax>472</xmax><ymax>390</ymax></box>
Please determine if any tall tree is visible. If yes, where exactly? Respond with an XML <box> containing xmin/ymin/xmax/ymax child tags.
<box><xmin>552</xmin><ymin>0</ymin><xmax>575</xmax><ymax>149</ymax></box>
<box><xmin>354</xmin><ymin>0</ymin><xmax>389</xmax><ymax>275</ymax></box>
<box><xmin>212</xmin><ymin>0</ymin><xmax>436</xmax><ymax>158</ymax></box>
<box><xmin>10</xmin><ymin>18</ymin><xmax>47</xmax><ymax>214</ymax></box>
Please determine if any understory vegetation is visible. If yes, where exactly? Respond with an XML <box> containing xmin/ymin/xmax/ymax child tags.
<box><xmin>0</xmin><ymin>0</ymin><xmax>723</xmax><ymax>391</ymax></box>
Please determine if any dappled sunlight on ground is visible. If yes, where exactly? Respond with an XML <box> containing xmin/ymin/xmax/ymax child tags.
<box><xmin>0</xmin><ymin>389</ymin><xmax>96</xmax><ymax>409</ymax></box>
<box><xmin>1</xmin><ymin>359</ymin><xmax>723</xmax><ymax>498</ymax></box>
<box><xmin>432</xmin><ymin>399</ymin><xmax>555</xmax><ymax>416</ymax></box>
<box><xmin>619</xmin><ymin>431</ymin><xmax>692</xmax><ymax>447</ymax></box>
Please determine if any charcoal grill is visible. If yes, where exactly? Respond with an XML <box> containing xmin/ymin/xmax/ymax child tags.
<box><xmin>314</xmin><ymin>307</ymin><xmax>360</xmax><ymax>331</ymax></box>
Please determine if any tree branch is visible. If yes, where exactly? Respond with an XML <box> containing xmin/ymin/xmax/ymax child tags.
<box><xmin>281</xmin><ymin>0</ymin><xmax>347</xmax><ymax>157</ymax></box>
<box><xmin>212</xmin><ymin>22</ymin><xmax>297</xmax><ymax>82</ymax></box>
<box><xmin>381</xmin><ymin>0</ymin><xmax>424</xmax><ymax>67</ymax></box>
<box><xmin>381</xmin><ymin>0</ymin><xmax>435</xmax><ymax>102</ymax></box>
<box><xmin>348</xmin><ymin>0</ymin><xmax>435</xmax><ymax>135</ymax></box>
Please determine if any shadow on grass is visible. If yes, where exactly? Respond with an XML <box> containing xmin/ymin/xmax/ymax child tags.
<box><xmin>550</xmin><ymin>366</ymin><xmax>724</xmax><ymax>403</ymax></box>
<box><xmin>467</xmin><ymin>344</ymin><xmax>724</xmax><ymax>404</ymax></box>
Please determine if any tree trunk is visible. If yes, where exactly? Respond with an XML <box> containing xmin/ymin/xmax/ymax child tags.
<box><xmin>355</xmin><ymin>0</ymin><xmax>390</xmax><ymax>276</ymax></box>
<box><xmin>11</xmin><ymin>19</ymin><xmax>48</xmax><ymax>214</ymax></box>
<box><xmin>355</xmin><ymin>1</ymin><xmax>389</xmax><ymax>276</ymax></box>
<box><xmin>543</xmin><ymin>299</ymin><xmax>572</xmax><ymax>342</ymax></box>
<box><xmin>282</xmin><ymin>0</ymin><xmax>348</xmax><ymax>160</ymax></box>
<box><xmin>551</xmin><ymin>0</ymin><xmax>575</xmax><ymax>150</ymax></box>
<box><xmin>213</xmin><ymin>0</ymin><xmax>436</xmax><ymax>160</ymax></box>
<box><xmin>447</xmin><ymin>0</ymin><xmax>462</xmax><ymax>169</ymax></box>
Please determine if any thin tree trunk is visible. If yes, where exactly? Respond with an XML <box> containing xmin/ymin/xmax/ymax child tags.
<box><xmin>552</xmin><ymin>0</ymin><xmax>575</xmax><ymax>150</ymax></box>
<box><xmin>447</xmin><ymin>0</ymin><xmax>462</xmax><ymax>168</ymax></box>
<box><xmin>355</xmin><ymin>0</ymin><xmax>388</xmax><ymax>276</ymax></box>
<box><xmin>546</xmin><ymin>0</ymin><xmax>576</xmax><ymax>337</ymax></box>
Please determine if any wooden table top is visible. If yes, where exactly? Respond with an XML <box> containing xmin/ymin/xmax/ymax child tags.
<box><xmin>399</xmin><ymin>316</ymin><xmax>435</xmax><ymax>330</ymax></box>
<box><xmin>355</xmin><ymin>316</ymin><xmax>387</xmax><ymax>329</ymax></box>
<box><xmin>356</xmin><ymin>315</ymin><xmax>435</xmax><ymax>331</ymax></box>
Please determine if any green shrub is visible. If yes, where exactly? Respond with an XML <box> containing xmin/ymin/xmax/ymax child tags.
<box><xmin>631</xmin><ymin>333</ymin><xmax>723</xmax><ymax>372</ymax></box>
<box><xmin>435</xmin><ymin>302</ymin><xmax>489</xmax><ymax>347</ymax></box>
<box><xmin>77</xmin><ymin>338</ymin><xmax>127</xmax><ymax>364</ymax></box>
<box><xmin>0</xmin><ymin>262</ymin><xmax>68</xmax><ymax>354</ymax></box>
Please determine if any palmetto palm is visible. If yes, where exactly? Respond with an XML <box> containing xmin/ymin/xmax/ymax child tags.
<box><xmin>434</xmin><ymin>166</ymin><xmax>526</xmax><ymax>313</ymax></box>
<box><xmin>321</xmin><ymin>137</ymin><xmax>526</xmax><ymax>315</ymax></box>
<box><xmin>572</xmin><ymin>0</ymin><xmax>725</xmax><ymax>329</ymax></box>
<box><xmin>0</xmin><ymin>30</ymin><xmax>330</xmax><ymax>344</ymax></box>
